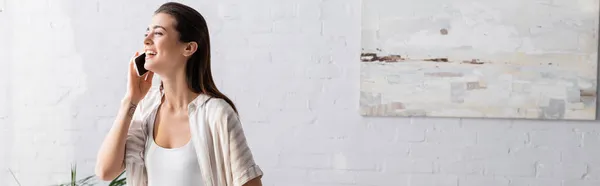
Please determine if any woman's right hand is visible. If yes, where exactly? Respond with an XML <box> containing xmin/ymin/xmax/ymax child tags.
<box><xmin>124</xmin><ymin>51</ymin><xmax>154</xmax><ymax>104</ymax></box>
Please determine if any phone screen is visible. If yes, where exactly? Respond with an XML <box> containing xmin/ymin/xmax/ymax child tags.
<box><xmin>134</xmin><ymin>53</ymin><xmax>148</xmax><ymax>76</ymax></box>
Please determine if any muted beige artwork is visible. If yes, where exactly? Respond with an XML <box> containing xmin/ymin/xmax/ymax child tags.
<box><xmin>360</xmin><ymin>0</ymin><xmax>599</xmax><ymax>120</ymax></box>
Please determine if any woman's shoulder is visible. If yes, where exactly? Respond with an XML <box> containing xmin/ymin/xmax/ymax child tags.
<box><xmin>202</xmin><ymin>97</ymin><xmax>236</xmax><ymax>116</ymax></box>
<box><xmin>198</xmin><ymin>96</ymin><xmax>238</xmax><ymax>125</ymax></box>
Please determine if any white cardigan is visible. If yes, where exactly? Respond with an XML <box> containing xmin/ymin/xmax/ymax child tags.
<box><xmin>124</xmin><ymin>88</ymin><xmax>263</xmax><ymax>186</ymax></box>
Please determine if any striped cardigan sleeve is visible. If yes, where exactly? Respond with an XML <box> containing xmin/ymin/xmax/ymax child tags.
<box><xmin>212</xmin><ymin>99</ymin><xmax>263</xmax><ymax>186</ymax></box>
<box><xmin>124</xmin><ymin>102</ymin><xmax>148</xmax><ymax>186</ymax></box>
<box><xmin>123</xmin><ymin>89</ymin><xmax>159</xmax><ymax>186</ymax></box>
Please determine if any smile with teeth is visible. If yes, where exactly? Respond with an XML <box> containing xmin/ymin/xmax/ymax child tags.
<box><xmin>146</xmin><ymin>51</ymin><xmax>157</xmax><ymax>55</ymax></box>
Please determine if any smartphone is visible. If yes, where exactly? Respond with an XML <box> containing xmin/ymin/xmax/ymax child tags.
<box><xmin>134</xmin><ymin>53</ymin><xmax>148</xmax><ymax>76</ymax></box>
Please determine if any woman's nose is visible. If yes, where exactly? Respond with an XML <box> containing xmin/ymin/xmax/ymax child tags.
<box><xmin>144</xmin><ymin>37</ymin><xmax>152</xmax><ymax>46</ymax></box>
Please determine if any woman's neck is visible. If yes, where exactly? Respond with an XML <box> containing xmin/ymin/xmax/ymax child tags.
<box><xmin>160</xmin><ymin>73</ymin><xmax>199</xmax><ymax>111</ymax></box>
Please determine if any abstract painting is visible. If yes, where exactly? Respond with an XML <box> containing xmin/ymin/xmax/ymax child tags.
<box><xmin>360</xmin><ymin>0</ymin><xmax>599</xmax><ymax>120</ymax></box>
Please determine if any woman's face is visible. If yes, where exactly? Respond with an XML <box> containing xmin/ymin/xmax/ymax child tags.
<box><xmin>143</xmin><ymin>13</ymin><xmax>189</xmax><ymax>76</ymax></box>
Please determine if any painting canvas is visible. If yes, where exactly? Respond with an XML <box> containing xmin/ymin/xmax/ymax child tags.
<box><xmin>360</xmin><ymin>0</ymin><xmax>599</xmax><ymax>120</ymax></box>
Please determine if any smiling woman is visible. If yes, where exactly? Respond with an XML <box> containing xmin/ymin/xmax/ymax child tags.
<box><xmin>94</xmin><ymin>2</ymin><xmax>263</xmax><ymax>186</ymax></box>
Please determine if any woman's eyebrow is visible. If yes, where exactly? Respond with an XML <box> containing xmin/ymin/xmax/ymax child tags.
<box><xmin>146</xmin><ymin>25</ymin><xmax>167</xmax><ymax>31</ymax></box>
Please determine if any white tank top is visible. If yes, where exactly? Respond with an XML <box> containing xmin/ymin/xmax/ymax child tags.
<box><xmin>144</xmin><ymin>108</ymin><xmax>204</xmax><ymax>186</ymax></box>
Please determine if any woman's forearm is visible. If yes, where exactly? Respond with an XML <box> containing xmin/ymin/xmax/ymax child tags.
<box><xmin>95</xmin><ymin>98</ymin><xmax>138</xmax><ymax>181</ymax></box>
<box><xmin>243</xmin><ymin>177</ymin><xmax>263</xmax><ymax>186</ymax></box>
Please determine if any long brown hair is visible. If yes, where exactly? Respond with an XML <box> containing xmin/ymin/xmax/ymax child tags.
<box><xmin>155</xmin><ymin>2</ymin><xmax>237</xmax><ymax>113</ymax></box>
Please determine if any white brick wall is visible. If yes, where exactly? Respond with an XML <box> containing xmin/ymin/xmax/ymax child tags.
<box><xmin>1</xmin><ymin>0</ymin><xmax>600</xmax><ymax>185</ymax></box>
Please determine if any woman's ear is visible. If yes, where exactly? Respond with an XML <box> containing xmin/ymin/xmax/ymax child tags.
<box><xmin>183</xmin><ymin>41</ymin><xmax>198</xmax><ymax>57</ymax></box>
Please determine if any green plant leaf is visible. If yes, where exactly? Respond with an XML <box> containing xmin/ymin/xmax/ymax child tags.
<box><xmin>52</xmin><ymin>163</ymin><xmax>100</xmax><ymax>186</ymax></box>
<box><xmin>48</xmin><ymin>163</ymin><xmax>127</xmax><ymax>186</ymax></box>
<box><xmin>72</xmin><ymin>164</ymin><xmax>76</xmax><ymax>186</ymax></box>
<box><xmin>108</xmin><ymin>171</ymin><xmax>127</xmax><ymax>186</ymax></box>
<box><xmin>77</xmin><ymin>175</ymin><xmax>96</xmax><ymax>185</ymax></box>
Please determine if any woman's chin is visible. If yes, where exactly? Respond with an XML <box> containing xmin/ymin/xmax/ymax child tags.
<box><xmin>144</xmin><ymin>61</ymin><xmax>156</xmax><ymax>71</ymax></box>
<box><xmin>144</xmin><ymin>64</ymin><xmax>164</xmax><ymax>75</ymax></box>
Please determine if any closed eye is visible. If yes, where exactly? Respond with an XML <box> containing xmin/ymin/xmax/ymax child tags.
<box><xmin>145</xmin><ymin>25</ymin><xmax>166</xmax><ymax>37</ymax></box>
<box><xmin>144</xmin><ymin>31</ymin><xmax>163</xmax><ymax>37</ymax></box>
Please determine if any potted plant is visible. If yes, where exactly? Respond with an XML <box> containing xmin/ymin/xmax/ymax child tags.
<box><xmin>8</xmin><ymin>164</ymin><xmax>126</xmax><ymax>186</ymax></box>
